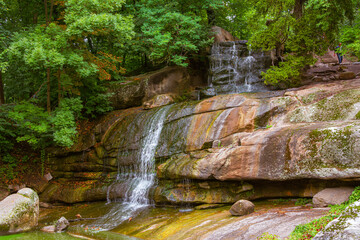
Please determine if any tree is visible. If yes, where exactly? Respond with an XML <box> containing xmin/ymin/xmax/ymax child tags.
<box><xmin>3</xmin><ymin>0</ymin><xmax>134</xmax><ymax>111</ymax></box>
<box><xmin>114</xmin><ymin>0</ymin><xmax>222</xmax><ymax>72</ymax></box>
<box><xmin>249</xmin><ymin>0</ymin><xmax>355</xmax><ymax>87</ymax></box>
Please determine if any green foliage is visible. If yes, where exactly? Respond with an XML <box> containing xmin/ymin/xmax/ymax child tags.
<box><xmin>8</xmin><ymin>101</ymin><xmax>51</xmax><ymax>149</ymax></box>
<box><xmin>0</xmin><ymin>154</ymin><xmax>17</xmax><ymax>180</ymax></box>
<box><xmin>348</xmin><ymin>186</ymin><xmax>360</xmax><ymax>204</ymax></box>
<box><xmin>295</xmin><ymin>198</ymin><xmax>312</xmax><ymax>206</ymax></box>
<box><xmin>51</xmin><ymin>98</ymin><xmax>83</xmax><ymax>148</ymax></box>
<box><xmin>287</xmin><ymin>186</ymin><xmax>360</xmax><ymax>239</ymax></box>
<box><xmin>257</xmin><ymin>232</ymin><xmax>280</xmax><ymax>240</ymax></box>
<box><xmin>65</xmin><ymin>0</ymin><xmax>134</xmax><ymax>41</ymax></box>
<box><xmin>0</xmin><ymin>104</ymin><xmax>15</xmax><ymax>154</ymax></box>
<box><xmin>212</xmin><ymin>0</ymin><xmax>254</xmax><ymax>39</ymax></box>
<box><xmin>137</xmin><ymin>0</ymin><xmax>217</xmax><ymax>66</ymax></box>
<box><xmin>83</xmin><ymin>93</ymin><xmax>113</xmax><ymax>119</ymax></box>
<box><xmin>262</xmin><ymin>55</ymin><xmax>316</xmax><ymax>88</ymax></box>
<box><xmin>250</xmin><ymin>0</ymin><xmax>355</xmax><ymax>86</ymax></box>
<box><xmin>3</xmin><ymin>98</ymin><xmax>82</xmax><ymax>150</ymax></box>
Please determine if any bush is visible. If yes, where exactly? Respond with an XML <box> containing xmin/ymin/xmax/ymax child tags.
<box><xmin>262</xmin><ymin>55</ymin><xmax>316</xmax><ymax>88</ymax></box>
<box><xmin>8</xmin><ymin>100</ymin><xmax>52</xmax><ymax>149</ymax></box>
<box><xmin>288</xmin><ymin>186</ymin><xmax>360</xmax><ymax>239</ymax></box>
<box><xmin>51</xmin><ymin>97</ymin><xmax>83</xmax><ymax>148</ymax></box>
<box><xmin>0</xmin><ymin>105</ymin><xmax>16</xmax><ymax>155</ymax></box>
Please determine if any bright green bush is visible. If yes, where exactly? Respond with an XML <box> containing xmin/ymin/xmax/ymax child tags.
<box><xmin>262</xmin><ymin>55</ymin><xmax>316</xmax><ymax>88</ymax></box>
<box><xmin>288</xmin><ymin>186</ymin><xmax>360</xmax><ymax>239</ymax></box>
<box><xmin>51</xmin><ymin>98</ymin><xmax>83</xmax><ymax>148</ymax></box>
<box><xmin>8</xmin><ymin>100</ymin><xmax>51</xmax><ymax>149</ymax></box>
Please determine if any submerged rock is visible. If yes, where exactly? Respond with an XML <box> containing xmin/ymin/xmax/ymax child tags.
<box><xmin>195</xmin><ymin>204</ymin><xmax>226</xmax><ymax>210</ymax></box>
<box><xmin>41</xmin><ymin>225</ymin><xmax>56</xmax><ymax>233</ymax></box>
<box><xmin>0</xmin><ymin>188</ymin><xmax>39</xmax><ymax>233</ymax></box>
<box><xmin>313</xmin><ymin>187</ymin><xmax>354</xmax><ymax>207</ymax></box>
<box><xmin>55</xmin><ymin>216</ymin><xmax>69</xmax><ymax>232</ymax></box>
<box><xmin>41</xmin><ymin>216</ymin><xmax>70</xmax><ymax>233</ymax></box>
<box><xmin>229</xmin><ymin>200</ymin><xmax>255</xmax><ymax>216</ymax></box>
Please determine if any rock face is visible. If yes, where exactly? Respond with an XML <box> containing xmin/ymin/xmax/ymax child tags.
<box><xmin>313</xmin><ymin>187</ymin><xmax>354</xmax><ymax>207</ymax></box>
<box><xmin>314</xmin><ymin>200</ymin><xmax>360</xmax><ymax>240</ymax></box>
<box><xmin>211</xmin><ymin>26</ymin><xmax>239</xmax><ymax>43</ymax></box>
<box><xmin>229</xmin><ymin>200</ymin><xmax>255</xmax><ymax>216</ymax></box>
<box><xmin>0</xmin><ymin>188</ymin><xmax>39</xmax><ymax>233</ymax></box>
<box><xmin>43</xmin><ymin>78</ymin><xmax>360</xmax><ymax>204</ymax></box>
<box><xmin>108</xmin><ymin>66</ymin><xmax>206</xmax><ymax>110</ymax></box>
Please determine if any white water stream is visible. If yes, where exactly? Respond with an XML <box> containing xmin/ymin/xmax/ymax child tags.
<box><xmin>95</xmin><ymin>105</ymin><xmax>170</xmax><ymax>230</ymax></box>
<box><xmin>208</xmin><ymin>41</ymin><xmax>268</xmax><ymax>95</ymax></box>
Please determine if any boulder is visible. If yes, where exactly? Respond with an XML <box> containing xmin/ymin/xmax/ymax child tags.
<box><xmin>229</xmin><ymin>200</ymin><xmax>255</xmax><ymax>216</ymax></box>
<box><xmin>39</xmin><ymin>202</ymin><xmax>52</xmax><ymax>208</ymax></box>
<box><xmin>55</xmin><ymin>217</ymin><xmax>69</xmax><ymax>232</ymax></box>
<box><xmin>0</xmin><ymin>188</ymin><xmax>39</xmax><ymax>233</ymax></box>
<box><xmin>143</xmin><ymin>94</ymin><xmax>175</xmax><ymax>109</ymax></box>
<box><xmin>313</xmin><ymin>187</ymin><xmax>354</xmax><ymax>207</ymax></box>
<box><xmin>108</xmin><ymin>66</ymin><xmax>206</xmax><ymax>110</ymax></box>
<box><xmin>339</xmin><ymin>71</ymin><xmax>356</xmax><ymax>80</ymax></box>
<box><xmin>41</xmin><ymin>217</ymin><xmax>69</xmax><ymax>233</ymax></box>
<box><xmin>313</xmin><ymin>200</ymin><xmax>360</xmax><ymax>240</ymax></box>
<box><xmin>211</xmin><ymin>26</ymin><xmax>238</xmax><ymax>43</ymax></box>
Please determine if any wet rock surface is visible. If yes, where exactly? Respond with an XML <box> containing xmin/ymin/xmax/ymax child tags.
<box><xmin>44</xmin><ymin>78</ymin><xmax>360</xmax><ymax>204</ymax></box>
<box><xmin>110</xmin><ymin>201</ymin><xmax>329</xmax><ymax>240</ymax></box>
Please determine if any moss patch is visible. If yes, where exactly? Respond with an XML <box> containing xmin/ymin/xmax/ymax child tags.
<box><xmin>288</xmin><ymin>89</ymin><xmax>360</xmax><ymax>122</ymax></box>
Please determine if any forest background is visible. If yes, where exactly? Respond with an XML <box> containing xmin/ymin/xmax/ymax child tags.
<box><xmin>0</xmin><ymin>0</ymin><xmax>360</xmax><ymax>180</ymax></box>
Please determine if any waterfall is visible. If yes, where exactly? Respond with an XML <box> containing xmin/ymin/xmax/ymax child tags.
<box><xmin>205</xmin><ymin>41</ymin><xmax>271</xmax><ymax>96</ymax></box>
<box><xmin>95</xmin><ymin>105</ymin><xmax>171</xmax><ymax>230</ymax></box>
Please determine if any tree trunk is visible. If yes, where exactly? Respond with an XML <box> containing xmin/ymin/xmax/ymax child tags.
<box><xmin>0</xmin><ymin>72</ymin><xmax>5</xmax><ymax>105</ymax></box>
<box><xmin>207</xmin><ymin>8</ymin><xmax>216</xmax><ymax>25</ymax></box>
<box><xmin>57</xmin><ymin>68</ymin><xmax>61</xmax><ymax>105</ymax></box>
<box><xmin>44</xmin><ymin>0</ymin><xmax>49</xmax><ymax>26</ymax></box>
<box><xmin>33</xmin><ymin>13</ymin><xmax>38</xmax><ymax>24</ymax></box>
<box><xmin>49</xmin><ymin>0</ymin><xmax>54</xmax><ymax>24</ymax></box>
<box><xmin>47</xmin><ymin>68</ymin><xmax>51</xmax><ymax>112</ymax></box>
<box><xmin>293</xmin><ymin>0</ymin><xmax>307</xmax><ymax>19</ymax></box>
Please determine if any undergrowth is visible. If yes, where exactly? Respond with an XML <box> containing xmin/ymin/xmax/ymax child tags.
<box><xmin>257</xmin><ymin>186</ymin><xmax>360</xmax><ymax>240</ymax></box>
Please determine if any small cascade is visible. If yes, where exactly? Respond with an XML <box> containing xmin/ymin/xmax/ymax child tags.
<box><xmin>205</xmin><ymin>41</ymin><xmax>272</xmax><ymax>96</ymax></box>
<box><xmin>95</xmin><ymin>105</ymin><xmax>171</xmax><ymax>230</ymax></box>
<box><xmin>179</xmin><ymin>178</ymin><xmax>194</xmax><ymax>212</ymax></box>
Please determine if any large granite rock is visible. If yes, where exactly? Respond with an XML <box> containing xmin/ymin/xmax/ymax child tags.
<box><xmin>313</xmin><ymin>200</ymin><xmax>360</xmax><ymax>240</ymax></box>
<box><xmin>0</xmin><ymin>188</ymin><xmax>39</xmax><ymax>233</ymax></box>
<box><xmin>108</xmin><ymin>66</ymin><xmax>206</xmax><ymax>110</ymax></box>
<box><xmin>313</xmin><ymin>187</ymin><xmax>354</xmax><ymax>207</ymax></box>
<box><xmin>43</xmin><ymin>79</ymin><xmax>360</xmax><ymax>204</ymax></box>
<box><xmin>211</xmin><ymin>26</ymin><xmax>239</xmax><ymax>43</ymax></box>
<box><xmin>229</xmin><ymin>200</ymin><xmax>255</xmax><ymax>216</ymax></box>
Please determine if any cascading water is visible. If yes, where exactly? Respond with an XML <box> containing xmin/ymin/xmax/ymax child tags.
<box><xmin>204</xmin><ymin>41</ymin><xmax>272</xmax><ymax>96</ymax></box>
<box><xmin>94</xmin><ymin>105</ymin><xmax>171</xmax><ymax>230</ymax></box>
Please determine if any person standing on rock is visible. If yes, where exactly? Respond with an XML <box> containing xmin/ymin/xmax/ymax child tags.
<box><xmin>334</xmin><ymin>43</ymin><xmax>343</xmax><ymax>64</ymax></box>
